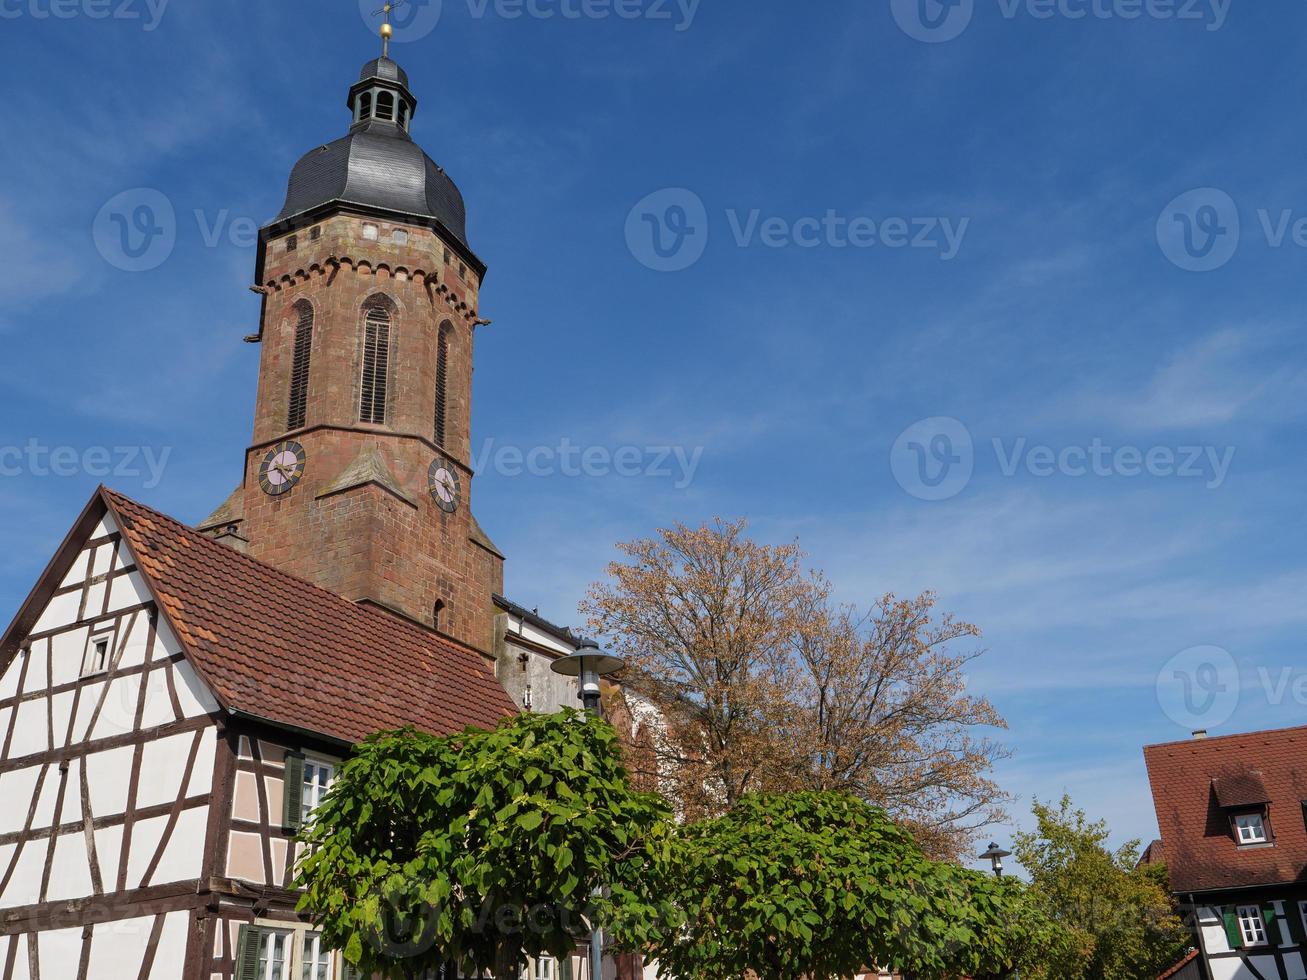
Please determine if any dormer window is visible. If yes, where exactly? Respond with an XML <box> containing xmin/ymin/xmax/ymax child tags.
<box><xmin>1235</xmin><ymin>812</ymin><xmax>1269</xmax><ymax>845</ymax></box>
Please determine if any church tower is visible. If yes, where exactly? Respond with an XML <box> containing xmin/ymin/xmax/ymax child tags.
<box><xmin>199</xmin><ymin>48</ymin><xmax>504</xmax><ymax>651</ymax></box>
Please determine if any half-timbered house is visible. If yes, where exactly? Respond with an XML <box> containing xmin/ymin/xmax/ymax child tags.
<box><xmin>1145</xmin><ymin>726</ymin><xmax>1307</xmax><ymax>980</ymax></box>
<box><xmin>0</xmin><ymin>487</ymin><xmax>516</xmax><ymax>979</ymax></box>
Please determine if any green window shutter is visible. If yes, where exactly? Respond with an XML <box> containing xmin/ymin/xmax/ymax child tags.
<box><xmin>560</xmin><ymin>956</ymin><xmax>573</xmax><ymax>980</ymax></box>
<box><xmin>1223</xmin><ymin>907</ymin><xmax>1244</xmax><ymax>949</ymax></box>
<box><xmin>235</xmin><ymin>925</ymin><xmax>263</xmax><ymax>980</ymax></box>
<box><xmin>341</xmin><ymin>959</ymin><xmax>364</xmax><ymax>980</ymax></box>
<box><xmin>1287</xmin><ymin>901</ymin><xmax>1307</xmax><ymax>946</ymax></box>
<box><xmin>283</xmin><ymin>752</ymin><xmax>305</xmax><ymax>831</ymax></box>
<box><xmin>1264</xmin><ymin>903</ymin><xmax>1281</xmax><ymax>944</ymax></box>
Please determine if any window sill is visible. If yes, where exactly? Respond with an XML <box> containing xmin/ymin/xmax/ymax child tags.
<box><xmin>1236</xmin><ymin>841</ymin><xmax>1275</xmax><ymax>850</ymax></box>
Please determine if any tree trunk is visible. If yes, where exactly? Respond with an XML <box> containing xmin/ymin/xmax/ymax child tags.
<box><xmin>494</xmin><ymin>941</ymin><xmax>521</xmax><ymax>980</ymax></box>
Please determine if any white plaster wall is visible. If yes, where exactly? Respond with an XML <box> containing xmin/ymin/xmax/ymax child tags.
<box><xmin>106</xmin><ymin>570</ymin><xmax>153</xmax><ymax>616</ymax></box>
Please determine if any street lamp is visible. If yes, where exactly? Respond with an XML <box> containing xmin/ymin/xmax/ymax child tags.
<box><xmin>550</xmin><ymin>639</ymin><xmax>625</xmax><ymax>980</ymax></box>
<box><xmin>549</xmin><ymin>638</ymin><xmax>624</xmax><ymax>714</ymax></box>
<box><xmin>978</xmin><ymin>842</ymin><xmax>1012</xmax><ymax>878</ymax></box>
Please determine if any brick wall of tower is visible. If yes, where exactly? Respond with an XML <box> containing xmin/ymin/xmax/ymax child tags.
<box><xmin>228</xmin><ymin>214</ymin><xmax>502</xmax><ymax>652</ymax></box>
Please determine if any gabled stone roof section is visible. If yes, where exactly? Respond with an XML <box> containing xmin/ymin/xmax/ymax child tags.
<box><xmin>316</xmin><ymin>444</ymin><xmax>416</xmax><ymax>507</ymax></box>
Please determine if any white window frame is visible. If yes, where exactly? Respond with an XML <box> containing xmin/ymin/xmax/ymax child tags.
<box><xmin>256</xmin><ymin>927</ymin><xmax>295</xmax><ymax>980</ymax></box>
<box><xmin>1235</xmin><ymin>812</ymin><xmax>1269</xmax><ymax>845</ymax></box>
<box><xmin>301</xmin><ymin>930</ymin><xmax>336</xmax><ymax>980</ymax></box>
<box><xmin>1238</xmin><ymin>905</ymin><xmax>1268</xmax><ymax>946</ymax></box>
<box><xmin>301</xmin><ymin>757</ymin><xmax>336</xmax><ymax>825</ymax></box>
<box><xmin>245</xmin><ymin>919</ymin><xmax>346</xmax><ymax>980</ymax></box>
<box><xmin>82</xmin><ymin>632</ymin><xmax>113</xmax><ymax>677</ymax></box>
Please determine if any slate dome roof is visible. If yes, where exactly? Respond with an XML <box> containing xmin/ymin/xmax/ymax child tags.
<box><xmin>359</xmin><ymin>56</ymin><xmax>409</xmax><ymax>87</ymax></box>
<box><xmin>269</xmin><ymin>57</ymin><xmax>475</xmax><ymax>262</ymax></box>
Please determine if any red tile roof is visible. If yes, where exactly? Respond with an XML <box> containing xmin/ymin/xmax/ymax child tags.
<box><xmin>101</xmin><ymin>488</ymin><xmax>516</xmax><ymax>743</ymax></box>
<box><xmin>1158</xmin><ymin>949</ymin><xmax>1200</xmax><ymax>980</ymax></box>
<box><xmin>1144</xmin><ymin>726</ymin><xmax>1307</xmax><ymax>894</ymax></box>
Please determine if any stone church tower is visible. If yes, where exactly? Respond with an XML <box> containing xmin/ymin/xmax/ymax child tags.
<box><xmin>200</xmin><ymin>54</ymin><xmax>503</xmax><ymax>652</ymax></box>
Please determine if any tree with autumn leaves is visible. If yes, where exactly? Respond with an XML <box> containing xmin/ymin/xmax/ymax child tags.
<box><xmin>582</xmin><ymin>517</ymin><xmax>1008</xmax><ymax>858</ymax></box>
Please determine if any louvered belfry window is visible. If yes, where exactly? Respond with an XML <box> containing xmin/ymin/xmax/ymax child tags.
<box><xmin>435</xmin><ymin>322</ymin><xmax>450</xmax><ymax>447</ymax></box>
<box><xmin>286</xmin><ymin>302</ymin><xmax>313</xmax><ymax>431</ymax></box>
<box><xmin>360</xmin><ymin>307</ymin><xmax>391</xmax><ymax>424</ymax></box>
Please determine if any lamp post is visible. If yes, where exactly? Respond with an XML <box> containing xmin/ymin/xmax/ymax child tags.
<box><xmin>977</xmin><ymin>842</ymin><xmax>1018</xmax><ymax>980</ymax></box>
<box><xmin>551</xmin><ymin>639</ymin><xmax>625</xmax><ymax>980</ymax></box>
<box><xmin>978</xmin><ymin>841</ymin><xmax>1012</xmax><ymax>879</ymax></box>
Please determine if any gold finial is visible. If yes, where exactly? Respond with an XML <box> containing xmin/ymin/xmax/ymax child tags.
<box><xmin>372</xmin><ymin>0</ymin><xmax>407</xmax><ymax>58</ymax></box>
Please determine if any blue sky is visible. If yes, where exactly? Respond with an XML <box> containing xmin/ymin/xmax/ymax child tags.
<box><xmin>3</xmin><ymin>0</ymin><xmax>1307</xmax><ymax>863</ymax></box>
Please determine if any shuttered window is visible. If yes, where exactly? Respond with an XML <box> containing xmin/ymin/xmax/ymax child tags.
<box><xmin>376</xmin><ymin>91</ymin><xmax>395</xmax><ymax>121</ymax></box>
<box><xmin>283</xmin><ymin>753</ymin><xmax>305</xmax><ymax>831</ymax></box>
<box><xmin>1238</xmin><ymin>905</ymin><xmax>1268</xmax><ymax>946</ymax></box>
<box><xmin>359</xmin><ymin>308</ymin><xmax>391</xmax><ymax>425</ymax></box>
<box><xmin>434</xmin><ymin>323</ymin><xmax>450</xmax><ymax>447</ymax></box>
<box><xmin>235</xmin><ymin>925</ymin><xmax>293</xmax><ymax>980</ymax></box>
<box><xmin>287</xmin><ymin>302</ymin><xmax>313</xmax><ymax>432</ymax></box>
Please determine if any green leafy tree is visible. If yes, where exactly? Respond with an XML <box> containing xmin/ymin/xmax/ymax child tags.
<box><xmin>1013</xmin><ymin>796</ymin><xmax>1190</xmax><ymax>980</ymax></box>
<box><xmin>650</xmin><ymin>792</ymin><xmax>1064</xmax><ymax>980</ymax></box>
<box><xmin>295</xmin><ymin>710</ymin><xmax>674</xmax><ymax>980</ymax></box>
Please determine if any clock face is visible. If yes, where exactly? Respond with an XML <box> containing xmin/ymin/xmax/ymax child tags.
<box><xmin>258</xmin><ymin>441</ymin><xmax>307</xmax><ymax>496</ymax></box>
<box><xmin>428</xmin><ymin>457</ymin><xmax>462</xmax><ymax>514</ymax></box>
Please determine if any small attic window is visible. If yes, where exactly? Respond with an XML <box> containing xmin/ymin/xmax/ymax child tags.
<box><xmin>310</xmin><ymin>226</ymin><xmax>321</xmax><ymax>242</ymax></box>
<box><xmin>362</xmin><ymin>223</ymin><xmax>379</xmax><ymax>241</ymax></box>
<box><xmin>392</xmin><ymin>229</ymin><xmax>409</xmax><ymax>246</ymax></box>
<box><xmin>443</xmin><ymin>248</ymin><xmax>451</xmax><ymax>265</ymax></box>
<box><xmin>286</xmin><ymin>234</ymin><xmax>298</xmax><ymax>253</ymax></box>
<box><xmin>1235</xmin><ymin>812</ymin><xmax>1269</xmax><ymax>845</ymax></box>
<box><xmin>82</xmin><ymin>634</ymin><xmax>111</xmax><ymax>677</ymax></box>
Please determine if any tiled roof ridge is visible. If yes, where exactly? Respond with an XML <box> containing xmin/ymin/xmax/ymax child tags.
<box><xmin>1157</xmin><ymin>949</ymin><xmax>1198</xmax><ymax>980</ymax></box>
<box><xmin>1145</xmin><ymin>723</ymin><xmax>1307</xmax><ymax>751</ymax></box>
<box><xmin>100</xmin><ymin>487</ymin><xmax>489</xmax><ymax>662</ymax></box>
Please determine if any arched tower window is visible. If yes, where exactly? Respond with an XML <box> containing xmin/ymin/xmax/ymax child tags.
<box><xmin>356</xmin><ymin>90</ymin><xmax>373</xmax><ymax>122</ymax></box>
<box><xmin>286</xmin><ymin>301</ymin><xmax>314</xmax><ymax>432</ymax></box>
<box><xmin>433</xmin><ymin>599</ymin><xmax>446</xmax><ymax>630</ymax></box>
<box><xmin>434</xmin><ymin>321</ymin><xmax>452</xmax><ymax>447</ymax></box>
<box><xmin>375</xmin><ymin>91</ymin><xmax>396</xmax><ymax>122</ymax></box>
<box><xmin>359</xmin><ymin>306</ymin><xmax>392</xmax><ymax>425</ymax></box>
